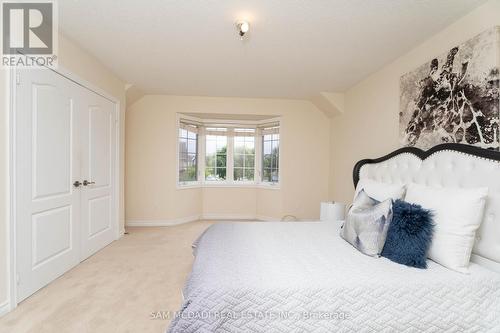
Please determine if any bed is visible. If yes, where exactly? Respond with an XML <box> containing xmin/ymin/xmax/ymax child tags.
<box><xmin>168</xmin><ymin>144</ymin><xmax>500</xmax><ymax>332</ymax></box>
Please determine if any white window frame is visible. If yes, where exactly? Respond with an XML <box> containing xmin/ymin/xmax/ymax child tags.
<box><xmin>204</xmin><ymin>127</ymin><xmax>230</xmax><ymax>183</ymax></box>
<box><xmin>233</xmin><ymin>128</ymin><xmax>256</xmax><ymax>184</ymax></box>
<box><xmin>177</xmin><ymin>122</ymin><xmax>199</xmax><ymax>185</ymax></box>
<box><xmin>176</xmin><ymin>114</ymin><xmax>281</xmax><ymax>189</ymax></box>
<box><xmin>176</xmin><ymin>115</ymin><xmax>203</xmax><ymax>188</ymax></box>
<box><xmin>259</xmin><ymin>124</ymin><xmax>281</xmax><ymax>185</ymax></box>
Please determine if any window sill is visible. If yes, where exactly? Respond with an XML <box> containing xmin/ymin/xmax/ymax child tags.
<box><xmin>176</xmin><ymin>182</ymin><xmax>202</xmax><ymax>190</ymax></box>
<box><xmin>257</xmin><ymin>183</ymin><xmax>281</xmax><ymax>190</ymax></box>
<box><xmin>176</xmin><ymin>182</ymin><xmax>280</xmax><ymax>190</ymax></box>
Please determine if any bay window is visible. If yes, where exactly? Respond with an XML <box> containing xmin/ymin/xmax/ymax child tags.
<box><xmin>177</xmin><ymin>115</ymin><xmax>280</xmax><ymax>187</ymax></box>
<box><xmin>234</xmin><ymin>129</ymin><xmax>255</xmax><ymax>182</ymax></box>
<box><xmin>178</xmin><ymin>122</ymin><xmax>198</xmax><ymax>183</ymax></box>
<box><xmin>261</xmin><ymin>126</ymin><xmax>280</xmax><ymax>183</ymax></box>
<box><xmin>205</xmin><ymin>128</ymin><xmax>227</xmax><ymax>181</ymax></box>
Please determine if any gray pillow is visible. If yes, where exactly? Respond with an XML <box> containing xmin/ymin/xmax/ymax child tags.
<box><xmin>340</xmin><ymin>190</ymin><xmax>393</xmax><ymax>257</ymax></box>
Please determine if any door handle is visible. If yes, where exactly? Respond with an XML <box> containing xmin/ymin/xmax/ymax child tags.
<box><xmin>83</xmin><ymin>180</ymin><xmax>96</xmax><ymax>186</ymax></box>
<box><xmin>73</xmin><ymin>181</ymin><xmax>83</xmax><ymax>188</ymax></box>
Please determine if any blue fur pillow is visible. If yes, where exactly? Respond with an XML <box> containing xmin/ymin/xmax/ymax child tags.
<box><xmin>381</xmin><ymin>200</ymin><xmax>434</xmax><ymax>268</ymax></box>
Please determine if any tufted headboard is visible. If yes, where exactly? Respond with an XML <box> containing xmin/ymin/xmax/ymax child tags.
<box><xmin>353</xmin><ymin>143</ymin><xmax>500</xmax><ymax>272</ymax></box>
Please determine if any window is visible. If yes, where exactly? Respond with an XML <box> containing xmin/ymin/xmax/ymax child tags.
<box><xmin>177</xmin><ymin>116</ymin><xmax>280</xmax><ymax>187</ymax></box>
<box><xmin>178</xmin><ymin>123</ymin><xmax>198</xmax><ymax>183</ymax></box>
<box><xmin>261</xmin><ymin>126</ymin><xmax>279</xmax><ymax>183</ymax></box>
<box><xmin>205</xmin><ymin>128</ymin><xmax>227</xmax><ymax>181</ymax></box>
<box><xmin>234</xmin><ymin>129</ymin><xmax>255</xmax><ymax>181</ymax></box>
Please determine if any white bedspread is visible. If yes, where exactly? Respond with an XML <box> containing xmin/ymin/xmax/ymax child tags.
<box><xmin>167</xmin><ymin>222</ymin><xmax>500</xmax><ymax>332</ymax></box>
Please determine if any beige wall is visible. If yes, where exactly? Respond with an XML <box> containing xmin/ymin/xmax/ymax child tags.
<box><xmin>126</xmin><ymin>95</ymin><xmax>330</xmax><ymax>223</ymax></box>
<box><xmin>0</xmin><ymin>33</ymin><xmax>126</xmax><ymax>310</ymax></box>
<box><xmin>202</xmin><ymin>188</ymin><xmax>257</xmax><ymax>219</ymax></box>
<box><xmin>329</xmin><ymin>0</ymin><xmax>500</xmax><ymax>204</ymax></box>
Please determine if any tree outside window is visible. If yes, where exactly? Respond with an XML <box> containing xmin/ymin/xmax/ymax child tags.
<box><xmin>262</xmin><ymin>133</ymin><xmax>279</xmax><ymax>183</ymax></box>
<box><xmin>178</xmin><ymin>126</ymin><xmax>198</xmax><ymax>182</ymax></box>
<box><xmin>205</xmin><ymin>131</ymin><xmax>227</xmax><ymax>181</ymax></box>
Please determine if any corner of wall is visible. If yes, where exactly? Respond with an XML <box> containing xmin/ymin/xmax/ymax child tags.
<box><xmin>125</xmin><ymin>85</ymin><xmax>146</xmax><ymax>110</ymax></box>
<box><xmin>310</xmin><ymin>92</ymin><xmax>345</xmax><ymax>118</ymax></box>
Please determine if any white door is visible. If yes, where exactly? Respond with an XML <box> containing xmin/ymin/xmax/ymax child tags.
<box><xmin>79</xmin><ymin>89</ymin><xmax>117</xmax><ymax>259</ymax></box>
<box><xmin>16</xmin><ymin>68</ymin><xmax>82</xmax><ymax>301</ymax></box>
<box><xmin>16</xmin><ymin>68</ymin><xmax>117</xmax><ymax>301</ymax></box>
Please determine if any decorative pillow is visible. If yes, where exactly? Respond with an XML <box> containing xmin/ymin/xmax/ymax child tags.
<box><xmin>354</xmin><ymin>178</ymin><xmax>406</xmax><ymax>202</ymax></box>
<box><xmin>341</xmin><ymin>190</ymin><xmax>393</xmax><ymax>257</ymax></box>
<box><xmin>381</xmin><ymin>200</ymin><xmax>434</xmax><ymax>268</ymax></box>
<box><xmin>405</xmin><ymin>183</ymin><xmax>488</xmax><ymax>273</ymax></box>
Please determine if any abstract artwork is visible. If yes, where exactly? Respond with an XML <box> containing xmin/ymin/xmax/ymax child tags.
<box><xmin>400</xmin><ymin>27</ymin><xmax>500</xmax><ymax>150</ymax></box>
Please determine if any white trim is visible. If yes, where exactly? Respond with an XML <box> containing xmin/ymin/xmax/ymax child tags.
<box><xmin>176</xmin><ymin>182</ymin><xmax>201</xmax><ymax>190</ymax></box>
<box><xmin>178</xmin><ymin>114</ymin><xmax>204</xmax><ymax>125</ymax></box>
<box><xmin>0</xmin><ymin>300</ymin><xmax>10</xmax><ymax>317</ymax></box>
<box><xmin>48</xmin><ymin>66</ymin><xmax>119</xmax><ymax>104</ymax></box>
<box><xmin>175</xmin><ymin>113</ymin><xmax>181</xmax><ymax>186</ymax></box>
<box><xmin>198</xmin><ymin>126</ymin><xmax>206</xmax><ymax>182</ymax></box>
<box><xmin>176</xmin><ymin>182</ymin><xmax>280</xmax><ymax>190</ymax></box>
<box><xmin>114</xmin><ymin>100</ymin><xmax>121</xmax><ymax>241</ymax></box>
<box><xmin>8</xmin><ymin>63</ymin><xmax>122</xmax><ymax>315</ymax></box>
<box><xmin>260</xmin><ymin>123</ymin><xmax>281</xmax><ymax>185</ymax></box>
<box><xmin>126</xmin><ymin>215</ymin><xmax>201</xmax><ymax>227</ymax></box>
<box><xmin>201</xmin><ymin>213</ymin><xmax>259</xmax><ymax>221</ymax></box>
<box><xmin>201</xmin><ymin>214</ymin><xmax>281</xmax><ymax>221</ymax></box>
<box><xmin>176</xmin><ymin>113</ymin><xmax>202</xmax><ymax>186</ymax></box>
<box><xmin>255</xmin><ymin>128</ymin><xmax>262</xmax><ymax>182</ymax></box>
<box><xmin>256</xmin><ymin>183</ymin><xmax>281</xmax><ymax>190</ymax></box>
<box><xmin>8</xmin><ymin>67</ymin><xmax>17</xmax><ymax>314</ymax></box>
<box><xmin>202</xmin><ymin>182</ymin><xmax>258</xmax><ymax>188</ymax></box>
<box><xmin>226</xmin><ymin>128</ymin><xmax>234</xmax><ymax>182</ymax></box>
<box><xmin>255</xmin><ymin>215</ymin><xmax>281</xmax><ymax>222</ymax></box>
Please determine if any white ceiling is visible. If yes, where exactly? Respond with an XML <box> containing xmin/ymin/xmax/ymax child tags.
<box><xmin>59</xmin><ymin>0</ymin><xmax>487</xmax><ymax>99</ymax></box>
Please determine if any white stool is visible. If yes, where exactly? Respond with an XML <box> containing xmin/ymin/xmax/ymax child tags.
<box><xmin>320</xmin><ymin>202</ymin><xmax>346</xmax><ymax>222</ymax></box>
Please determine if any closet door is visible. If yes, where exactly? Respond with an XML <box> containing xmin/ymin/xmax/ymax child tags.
<box><xmin>16</xmin><ymin>68</ymin><xmax>81</xmax><ymax>302</ymax></box>
<box><xmin>79</xmin><ymin>89</ymin><xmax>117</xmax><ymax>260</ymax></box>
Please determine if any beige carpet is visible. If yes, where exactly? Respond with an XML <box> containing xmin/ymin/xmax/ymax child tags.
<box><xmin>0</xmin><ymin>220</ymin><xmax>214</xmax><ymax>333</ymax></box>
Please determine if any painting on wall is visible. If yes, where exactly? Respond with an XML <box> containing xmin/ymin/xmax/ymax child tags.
<box><xmin>400</xmin><ymin>27</ymin><xmax>500</xmax><ymax>150</ymax></box>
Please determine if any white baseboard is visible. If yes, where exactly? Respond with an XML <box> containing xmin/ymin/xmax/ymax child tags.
<box><xmin>0</xmin><ymin>300</ymin><xmax>10</xmax><ymax>317</ymax></box>
<box><xmin>201</xmin><ymin>214</ymin><xmax>282</xmax><ymax>221</ymax></box>
<box><xmin>126</xmin><ymin>215</ymin><xmax>201</xmax><ymax>227</ymax></box>
<box><xmin>200</xmin><ymin>213</ymin><xmax>259</xmax><ymax>221</ymax></box>
<box><xmin>255</xmin><ymin>215</ymin><xmax>280</xmax><ymax>221</ymax></box>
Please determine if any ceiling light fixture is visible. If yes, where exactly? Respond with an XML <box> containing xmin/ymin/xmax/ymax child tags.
<box><xmin>236</xmin><ymin>21</ymin><xmax>250</xmax><ymax>40</ymax></box>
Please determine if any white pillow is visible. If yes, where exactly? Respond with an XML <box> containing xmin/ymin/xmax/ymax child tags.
<box><xmin>354</xmin><ymin>178</ymin><xmax>405</xmax><ymax>202</ymax></box>
<box><xmin>405</xmin><ymin>183</ymin><xmax>488</xmax><ymax>273</ymax></box>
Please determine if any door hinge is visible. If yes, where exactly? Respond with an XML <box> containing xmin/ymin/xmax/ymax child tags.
<box><xmin>16</xmin><ymin>71</ymin><xmax>20</xmax><ymax>85</ymax></box>
<box><xmin>16</xmin><ymin>273</ymin><xmax>20</xmax><ymax>285</ymax></box>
